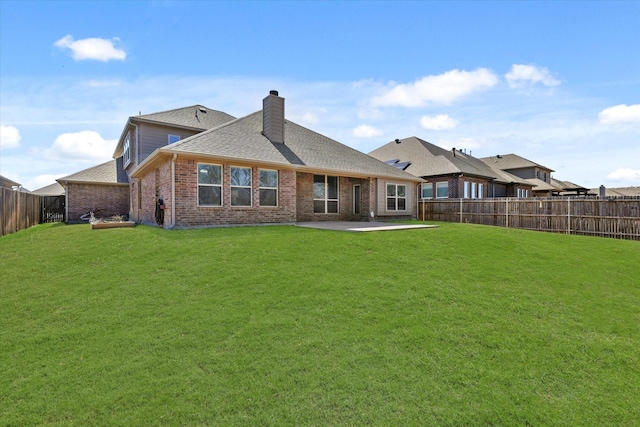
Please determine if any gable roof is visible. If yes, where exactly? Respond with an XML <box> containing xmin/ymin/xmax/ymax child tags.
<box><xmin>0</xmin><ymin>174</ymin><xmax>21</xmax><ymax>189</ymax></box>
<box><xmin>479</xmin><ymin>153</ymin><xmax>554</xmax><ymax>172</ymax></box>
<box><xmin>132</xmin><ymin>111</ymin><xmax>421</xmax><ymax>182</ymax></box>
<box><xmin>31</xmin><ymin>182</ymin><xmax>65</xmax><ymax>196</ymax></box>
<box><xmin>368</xmin><ymin>137</ymin><xmax>530</xmax><ymax>185</ymax></box>
<box><xmin>57</xmin><ymin>158</ymin><xmax>129</xmax><ymax>186</ymax></box>
<box><xmin>113</xmin><ymin>105</ymin><xmax>237</xmax><ymax>158</ymax></box>
<box><xmin>133</xmin><ymin>105</ymin><xmax>236</xmax><ymax>131</ymax></box>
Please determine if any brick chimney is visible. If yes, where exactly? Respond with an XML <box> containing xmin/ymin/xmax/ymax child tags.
<box><xmin>263</xmin><ymin>90</ymin><xmax>285</xmax><ymax>143</ymax></box>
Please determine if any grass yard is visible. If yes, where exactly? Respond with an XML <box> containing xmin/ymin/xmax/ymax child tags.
<box><xmin>1</xmin><ymin>222</ymin><xmax>639</xmax><ymax>426</ymax></box>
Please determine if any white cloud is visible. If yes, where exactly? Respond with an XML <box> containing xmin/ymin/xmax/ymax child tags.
<box><xmin>420</xmin><ymin>114</ymin><xmax>459</xmax><ymax>130</ymax></box>
<box><xmin>606</xmin><ymin>168</ymin><xmax>640</xmax><ymax>183</ymax></box>
<box><xmin>353</xmin><ymin>124</ymin><xmax>383</xmax><ymax>138</ymax></box>
<box><xmin>371</xmin><ymin>68</ymin><xmax>498</xmax><ymax>107</ymax></box>
<box><xmin>28</xmin><ymin>174</ymin><xmax>68</xmax><ymax>191</ymax></box>
<box><xmin>54</xmin><ymin>35</ymin><xmax>126</xmax><ymax>62</ymax></box>
<box><xmin>44</xmin><ymin>131</ymin><xmax>117</xmax><ymax>162</ymax></box>
<box><xmin>598</xmin><ymin>104</ymin><xmax>640</xmax><ymax>125</ymax></box>
<box><xmin>0</xmin><ymin>125</ymin><xmax>21</xmax><ymax>149</ymax></box>
<box><xmin>505</xmin><ymin>64</ymin><xmax>560</xmax><ymax>89</ymax></box>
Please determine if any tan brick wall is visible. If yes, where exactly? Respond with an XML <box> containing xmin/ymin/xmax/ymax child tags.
<box><xmin>66</xmin><ymin>183</ymin><xmax>129</xmax><ymax>223</ymax></box>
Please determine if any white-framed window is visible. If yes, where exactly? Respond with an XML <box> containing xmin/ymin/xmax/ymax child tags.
<box><xmin>436</xmin><ymin>181</ymin><xmax>449</xmax><ymax>198</ymax></box>
<box><xmin>471</xmin><ymin>182</ymin><xmax>477</xmax><ymax>198</ymax></box>
<box><xmin>168</xmin><ymin>134</ymin><xmax>180</xmax><ymax>144</ymax></box>
<box><xmin>464</xmin><ymin>182</ymin><xmax>470</xmax><ymax>198</ymax></box>
<box><xmin>231</xmin><ymin>166</ymin><xmax>252</xmax><ymax>206</ymax></box>
<box><xmin>478</xmin><ymin>183</ymin><xmax>484</xmax><ymax>199</ymax></box>
<box><xmin>386</xmin><ymin>183</ymin><xmax>407</xmax><ymax>211</ymax></box>
<box><xmin>198</xmin><ymin>163</ymin><xmax>222</xmax><ymax>206</ymax></box>
<box><xmin>259</xmin><ymin>169</ymin><xmax>278</xmax><ymax>207</ymax></box>
<box><xmin>421</xmin><ymin>183</ymin><xmax>433</xmax><ymax>199</ymax></box>
<box><xmin>123</xmin><ymin>134</ymin><xmax>131</xmax><ymax>167</ymax></box>
<box><xmin>313</xmin><ymin>174</ymin><xmax>338</xmax><ymax>213</ymax></box>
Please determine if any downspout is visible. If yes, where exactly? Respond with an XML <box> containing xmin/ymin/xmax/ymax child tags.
<box><xmin>171</xmin><ymin>153</ymin><xmax>177</xmax><ymax>228</ymax></box>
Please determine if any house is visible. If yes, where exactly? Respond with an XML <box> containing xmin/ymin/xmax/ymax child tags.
<box><xmin>57</xmin><ymin>159</ymin><xmax>129</xmax><ymax>222</ymax></box>
<box><xmin>368</xmin><ymin>137</ymin><xmax>533</xmax><ymax>199</ymax></box>
<box><xmin>0</xmin><ymin>175</ymin><xmax>21</xmax><ymax>190</ymax></box>
<box><xmin>479</xmin><ymin>154</ymin><xmax>562</xmax><ymax>197</ymax></box>
<box><xmin>61</xmin><ymin>91</ymin><xmax>421</xmax><ymax>227</ymax></box>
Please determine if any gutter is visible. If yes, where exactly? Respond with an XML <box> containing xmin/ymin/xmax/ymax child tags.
<box><xmin>171</xmin><ymin>153</ymin><xmax>177</xmax><ymax>228</ymax></box>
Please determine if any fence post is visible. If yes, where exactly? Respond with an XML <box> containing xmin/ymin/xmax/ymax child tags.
<box><xmin>567</xmin><ymin>197</ymin><xmax>571</xmax><ymax>235</ymax></box>
<box><xmin>460</xmin><ymin>198</ymin><xmax>463</xmax><ymax>223</ymax></box>
<box><xmin>506</xmin><ymin>198</ymin><xmax>509</xmax><ymax>228</ymax></box>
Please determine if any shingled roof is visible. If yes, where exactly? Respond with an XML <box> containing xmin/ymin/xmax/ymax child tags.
<box><xmin>368</xmin><ymin>137</ymin><xmax>530</xmax><ymax>185</ymax></box>
<box><xmin>134</xmin><ymin>105</ymin><xmax>236</xmax><ymax>131</ymax></box>
<box><xmin>57</xmin><ymin>158</ymin><xmax>129</xmax><ymax>186</ymax></box>
<box><xmin>133</xmin><ymin>111</ymin><xmax>421</xmax><ymax>182</ymax></box>
<box><xmin>31</xmin><ymin>182</ymin><xmax>65</xmax><ymax>196</ymax></box>
<box><xmin>479</xmin><ymin>153</ymin><xmax>554</xmax><ymax>172</ymax></box>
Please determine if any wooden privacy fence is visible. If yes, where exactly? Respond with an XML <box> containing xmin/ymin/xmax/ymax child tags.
<box><xmin>419</xmin><ymin>197</ymin><xmax>640</xmax><ymax>240</ymax></box>
<box><xmin>0</xmin><ymin>188</ymin><xmax>42</xmax><ymax>237</ymax></box>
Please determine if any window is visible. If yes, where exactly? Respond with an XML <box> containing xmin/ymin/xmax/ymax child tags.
<box><xmin>464</xmin><ymin>182</ymin><xmax>470</xmax><ymax>198</ymax></box>
<box><xmin>386</xmin><ymin>184</ymin><xmax>406</xmax><ymax>211</ymax></box>
<box><xmin>471</xmin><ymin>182</ymin><xmax>477</xmax><ymax>199</ymax></box>
<box><xmin>478</xmin><ymin>183</ymin><xmax>484</xmax><ymax>199</ymax></box>
<box><xmin>198</xmin><ymin>164</ymin><xmax>222</xmax><ymax>206</ymax></box>
<box><xmin>259</xmin><ymin>169</ymin><xmax>278</xmax><ymax>207</ymax></box>
<box><xmin>123</xmin><ymin>134</ymin><xmax>131</xmax><ymax>166</ymax></box>
<box><xmin>421</xmin><ymin>183</ymin><xmax>433</xmax><ymax>199</ymax></box>
<box><xmin>168</xmin><ymin>134</ymin><xmax>180</xmax><ymax>144</ymax></box>
<box><xmin>313</xmin><ymin>174</ymin><xmax>338</xmax><ymax>213</ymax></box>
<box><xmin>436</xmin><ymin>181</ymin><xmax>449</xmax><ymax>198</ymax></box>
<box><xmin>231</xmin><ymin>166</ymin><xmax>252</xmax><ymax>206</ymax></box>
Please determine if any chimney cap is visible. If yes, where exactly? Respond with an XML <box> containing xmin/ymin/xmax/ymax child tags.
<box><xmin>269</xmin><ymin>90</ymin><xmax>279</xmax><ymax>96</ymax></box>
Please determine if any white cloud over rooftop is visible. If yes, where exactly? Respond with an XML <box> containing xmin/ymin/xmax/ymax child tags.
<box><xmin>353</xmin><ymin>124</ymin><xmax>383</xmax><ymax>138</ymax></box>
<box><xmin>505</xmin><ymin>64</ymin><xmax>560</xmax><ymax>89</ymax></box>
<box><xmin>420</xmin><ymin>114</ymin><xmax>459</xmax><ymax>130</ymax></box>
<box><xmin>0</xmin><ymin>125</ymin><xmax>21</xmax><ymax>149</ymax></box>
<box><xmin>54</xmin><ymin>35</ymin><xmax>126</xmax><ymax>62</ymax></box>
<box><xmin>598</xmin><ymin>104</ymin><xmax>640</xmax><ymax>125</ymax></box>
<box><xmin>371</xmin><ymin>68</ymin><xmax>498</xmax><ymax>107</ymax></box>
<box><xmin>43</xmin><ymin>131</ymin><xmax>116</xmax><ymax>163</ymax></box>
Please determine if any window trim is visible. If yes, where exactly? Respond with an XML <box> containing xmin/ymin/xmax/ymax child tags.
<box><xmin>436</xmin><ymin>181</ymin><xmax>449</xmax><ymax>199</ymax></box>
<box><xmin>123</xmin><ymin>134</ymin><xmax>131</xmax><ymax>167</ymax></box>
<box><xmin>230</xmin><ymin>166</ymin><xmax>252</xmax><ymax>207</ymax></box>
<box><xmin>421</xmin><ymin>183</ymin><xmax>433</xmax><ymax>199</ymax></box>
<box><xmin>386</xmin><ymin>183</ymin><xmax>407</xmax><ymax>211</ymax></box>
<box><xmin>197</xmin><ymin>163</ymin><xmax>223</xmax><ymax>207</ymax></box>
<box><xmin>313</xmin><ymin>174</ymin><xmax>339</xmax><ymax>214</ymax></box>
<box><xmin>258</xmin><ymin>169</ymin><xmax>278</xmax><ymax>207</ymax></box>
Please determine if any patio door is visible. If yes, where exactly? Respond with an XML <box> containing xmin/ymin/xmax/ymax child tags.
<box><xmin>353</xmin><ymin>184</ymin><xmax>361</xmax><ymax>215</ymax></box>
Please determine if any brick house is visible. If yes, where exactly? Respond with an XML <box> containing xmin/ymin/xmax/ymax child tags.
<box><xmin>369</xmin><ymin>137</ymin><xmax>533</xmax><ymax>200</ymax></box>
<box><xmin>60</xmin><ymin>91</ymin><xmax>421</xmax><ymax>227</ymax></box>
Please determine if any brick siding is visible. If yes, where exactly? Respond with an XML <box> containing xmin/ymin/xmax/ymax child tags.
<box><xmin>66</xmin><ymin>183</ymin><xmax>129</xmax><ymax>223</ymax></box>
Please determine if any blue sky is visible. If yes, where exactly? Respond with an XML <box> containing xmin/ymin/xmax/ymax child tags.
<box><xmin>1</xmin><ymin>0</ymin><xmax>638</xmax><ymax>191</ymax></box>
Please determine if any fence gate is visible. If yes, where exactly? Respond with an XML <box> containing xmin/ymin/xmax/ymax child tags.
<box><xmin>42</xmin><ymin>195</ymin><xmax>65</xmax><ymax>223</ymax></box>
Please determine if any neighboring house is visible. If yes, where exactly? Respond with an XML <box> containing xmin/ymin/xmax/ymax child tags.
<box><xmin>0</xmin><ymin>175</ymin><xmax>21</xmax><ymax>190</ymax></box>
<box><xmin>129</xmin><ymin>91</ymin><xmax>421</xmax><ymax>227</ymax></box>
<box><xmin>368</xmin><ymin>137</ymin><xmax>533</xmax><ymax>199</ymax></box>
<box><xmin>550</xmin><ymin>178</ymin><xmax>593</xmax><ymax>196</ymax></box>
<box><xmin>60</xmin><ymin>91</ymin><xmax>421</xmax><ymax>227</ymax></box>
<box><xmin>479</xmin><ymin>154</ymin><xmax>560</xmax><ymax>197</ymax></box>
<box><xmin>57</xmin><ymin>159</ymin><xmax>129</xmax><ymax>223</ymax></box>
<box><xmin>591</xmin><ymin>186</ymin><xmax>640</xmax><ymax>197</ymax></box>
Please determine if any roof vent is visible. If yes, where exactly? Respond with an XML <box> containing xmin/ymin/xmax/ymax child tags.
<box><xmin>395</xmin><ymin>139</ymin><xmax>401</xmax><ymax>144</ymax></box>
<box><xmin>270</xmin><ymin>90</ymin><xmax>279</xmax><ymax>96</ymax></box>
<box><xmin>199</xmin><ymin>107</ymin><xmax>207</xmax><ymax>114</ymax></box>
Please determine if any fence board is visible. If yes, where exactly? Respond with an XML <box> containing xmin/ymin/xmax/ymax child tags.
<box><xmin>419</xmin><ymin>197</ymin><xmax>640</xmax><ymax>240</ymax></box>
<box><xmin>0</xmin><ymin>188</ymin><xmax>42</xmax><ymax>237</ymax></box>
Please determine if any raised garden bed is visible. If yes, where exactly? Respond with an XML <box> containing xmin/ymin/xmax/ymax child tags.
<box><xmin>91</xmin><ymin>221</ymin><xmax>136</xmax><ymax>230</ymax></box>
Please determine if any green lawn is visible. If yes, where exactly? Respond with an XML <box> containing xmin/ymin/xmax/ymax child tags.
<box><xmin>1</xmin><ymin>222</ymin><xmax>639</xmax><ymax>426</ymax></box>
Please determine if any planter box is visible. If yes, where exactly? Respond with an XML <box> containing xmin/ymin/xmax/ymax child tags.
<box><xmin>91</xmin><ymin>221</ymin><xmax>136</xmax><ymax>230</ymax></box>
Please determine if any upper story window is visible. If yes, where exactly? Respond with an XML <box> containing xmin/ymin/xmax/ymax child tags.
<box><xmin>123</xmin><ymin>134</ymin><xmax>131</xmax><ymax>167</ymax></box>
<box><xmin>168</xmin><ymin>134</ymin><xmax>180</xmax><ymax>144</ymax></box>
<box><xmin>198</xmin><ymin>163</ymin><xmax>222</xmax><ymax>206</ymax></box>
<box><xmin>421</xmin><ymin>183</ymin><xmax>433</xmax><ymax>199</ymax></box>
<box><xmin>259</xmin><ymin>169</ymin><xmax>278</xmax><ymax>207</ymax></box>
<box><xmin>386</xmin><ymin>184</ymin><xmax>406</xmax><ymax>211</ymax></box>
<box><xmin>313</xmin><ymin>174</ymin><xmax>338</xmax><ymax>213</ymax></box>
<box><xmin>436</xmin><ymin>181</ymin><xmax>449</xmax><ymax>198</ymax></box>
<box><xmin>231</xmin><ymin>166</ymin><xmax>252</xmax><ymax>206</ymax></box>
